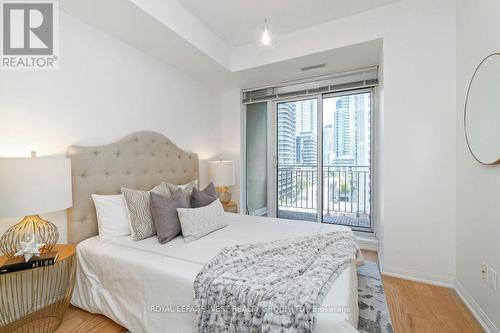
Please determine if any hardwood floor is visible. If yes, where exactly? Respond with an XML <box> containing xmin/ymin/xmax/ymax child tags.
<box><xmin>362</xmin><ymin>251</ymin><xmax>484</xmax><ymax>333</ymax></box>
<box><xmin>383</xmin><ymin>276</ymin><xmax>483</xmax><ymax>333</ymax></box>
<box><xmin>57</xmin><ymin>250</ymin><xmax>484</xmax><ymax>333</ymax></box>
<box><xmin>56</xmin><ymin>306</ymin><xmax>126</xmax><ymax>333</ymax></box>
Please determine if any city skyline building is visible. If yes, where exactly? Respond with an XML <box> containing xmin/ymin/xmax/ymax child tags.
<box><xmin>295</xmin><ymin>99</ymin><xmax>317</xmax><ymax>165</ymax></box>
<box><xmin>278</xmin><ymin>94</ymin><xmax>370</xmax><ymax>167</ymax></box>
<box><xmin>277</xmin><ymin>102</ymin><xmax>297</xmax><ymax>165</ymax></box>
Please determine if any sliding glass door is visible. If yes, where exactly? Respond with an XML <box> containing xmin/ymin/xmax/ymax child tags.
<box><xmin>276</xmin><ymin>98</ymin><xmax>318</xmax><ymax>222</ymax></box>
<box><xmin>245</xmin><ymin>102</ymin><xmax>268</xmax><ymax>216</ymax></box>
<box><xmin>273</xmin><ymin>90</ymin><xmax>373</xmax><ymax>230</ymax></box>
<box><xmin>322</xmin><ymin>91</ymin><xmax>372</xmax><ymax>229</ymax></box>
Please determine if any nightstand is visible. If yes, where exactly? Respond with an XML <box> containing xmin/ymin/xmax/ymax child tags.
<box><xmin>222</xmin><ymin>201</ymin><xmax>238</xmax><ymax>213</ymax></box>
<box><xmin>0</xmin><ymin>244</ymin><xmax>76</xmax><ymax>333</ymax></box>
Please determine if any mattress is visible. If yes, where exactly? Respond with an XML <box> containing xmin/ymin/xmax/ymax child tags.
<box><xmin>71</xmin><ymin>213</ymin><xmax>360</xmax><ymax>333</ymax></box>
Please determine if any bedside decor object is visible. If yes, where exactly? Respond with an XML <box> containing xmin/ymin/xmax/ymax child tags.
<box><xmin>14</xmin><ymin>234</ymin><xmax>44</xmax><ymax>262</ymax></box>
<box><xmin>0</xmin><ymin>244</ymin><xmax>76</xmax><ymax>333</ymax></box>
<box><xmin>222</xmin><ymin>201</ymin><xmax>238</xmax><ymax>213</ymax></box>
<box><xmin>208</xmin><ymin>160</ymin><xmax>235</xmax><ymax>204</ymax></box>
<box><xmin>464</xmin><ymin>53</ymin><xmax>500</xmax><ymax>165</ymax></box>
<box><xmin>1</xmin><ymin>251</ymin><xmax>58</xmax><ymax>274</ymax></box>
<box><xmin>0</xmin><ymin>154</ymin><xmax>72</xmax><ymax>258</ymax></box>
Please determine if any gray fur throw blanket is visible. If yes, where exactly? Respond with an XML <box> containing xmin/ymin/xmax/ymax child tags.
<box><xmin>193</xmin><ymin>230</ymin><xmax>359</xmax><ymax>333</ymax></box>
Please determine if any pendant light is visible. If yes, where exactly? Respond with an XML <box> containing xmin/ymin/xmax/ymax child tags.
<box><xmin>255</xmin><ymin>18</ymin><xmax>275</xmax><ymax>48</ymax></box>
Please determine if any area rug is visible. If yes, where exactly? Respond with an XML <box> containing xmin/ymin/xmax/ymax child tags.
<box><xmin>357</xmin><ymin>261</ymin><xmax>394</xmax><ymax>333</ymax></box>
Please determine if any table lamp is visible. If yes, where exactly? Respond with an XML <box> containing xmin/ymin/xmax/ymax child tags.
<box><xmin>208</xmin><ymin>160</ymin><xmax>235</xmax><ymax>204</ymax></box>
<box><xmin>0</xmin><ymin>154</ymin><xmax>72</xmax><ymax>259</ymax></box>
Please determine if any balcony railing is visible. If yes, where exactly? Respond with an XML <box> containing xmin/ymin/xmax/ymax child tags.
<box><xmin>277</xmin><ymin>164</ymin><xmax>371</xmax><ymax>229</ymax></box>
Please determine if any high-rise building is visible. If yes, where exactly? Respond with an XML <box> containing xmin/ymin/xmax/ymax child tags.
<box><xmin>277</xmin><ymin>103</ymin><xmax>297</xmax><ymax>165</ymax></box>
<box><xmin>277</xmin><ymin>102</ymin><xmax>298</xmax><ymax>206</ymax></box>
<box><xmin>355</xmin><ymin>93</ymin><xmax>371</xmax><ymax>166</ymax></box>
<box><xmin>333</xmin><ymin>96</ymin><xmax>356</xmax><ymax>165</ymax></box>
<box><xmin>296</xmin><ymin>136</ymin><xmax>317</xmax><ymax>165</ymax></box>
<box><xmin>323</xmin><ymin>124</ymin><xmax>334</xmax><ymax>165</ymax></box>
<box><xmin>296</xmin><ymin>100</ymin><xmax>317</xmax><ymax>136</ymax></box>
<box><xmin>295</xmin><ymin>100</ymin><xmax>317</xmax><ymax>165</ymax></box>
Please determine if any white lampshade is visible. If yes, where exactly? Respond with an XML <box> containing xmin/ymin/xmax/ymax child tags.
<box><xmin>0</xmin><ymin>157</ymin><xmax>72</xmax><ymax>218</ymax></box>
<box><xmin>208</xmin><ymin>160</ymin><xmax>235</xmax><ymax>187</ymax></box>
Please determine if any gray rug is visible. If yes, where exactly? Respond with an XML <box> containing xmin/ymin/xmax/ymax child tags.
<box><xmin>357</xmin><ymin>261</ymin><xmax>394</xmax><ymax>333</ymax></box>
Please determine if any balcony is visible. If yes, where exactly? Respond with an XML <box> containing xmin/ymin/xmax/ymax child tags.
<box><xmin>277</xmin><ymin>164</ymin><xmax>371</xmax><ymax>230</ymax></box>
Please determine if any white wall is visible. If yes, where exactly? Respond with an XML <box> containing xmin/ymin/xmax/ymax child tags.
<box><xmin>0</xmin><ymin>12</ymin><xmax>221</xmax><ymax>243</ymax></box>
<box><xmin>374</xmin><ymin>44</ymin><xmax>385</xmax><ymax>266</ymax></box>
<box><xmin>218</xmin><ymin>89</ymin><xmax>243</xmax><ymax>210</ymax></box>
<box><xmin>456</xmin><ymin>0</ymin><xmax>500</xmax><ymax>330</ymax></box>
<box><xmin>223</xmin><ymin>0</ymin><xmax>457</xmax><ymax>284</ymax></box>
<box><xmin>378</xmin><ymin>0</ymin><xmax>456</xmax><ymax>285</ymax></box>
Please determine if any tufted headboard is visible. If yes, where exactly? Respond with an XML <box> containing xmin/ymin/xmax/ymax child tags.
<box><xmin>66</xmin><ymin>131</ymin><xmax>199</xmax><ymax>244</ymax></box>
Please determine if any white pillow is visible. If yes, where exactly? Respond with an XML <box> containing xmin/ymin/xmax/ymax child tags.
<box><xmin>177</xmin><ymin>199</ymin><xmax>227</xmax><ymax>242</ymax></box>
<box><xmin>91</xmin><ymin>194</ymin><xmax>131</xmax><ymax>241</ymax></box>
<box><xmin>166</xmin><ymin>180</ymin><xmax>198</xmax><ymax>207</ymax></box>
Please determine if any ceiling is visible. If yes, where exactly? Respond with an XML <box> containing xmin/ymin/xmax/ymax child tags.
<box><xmin>59</xmin><ymin>0</ymin><xmax>230</xmax><ymax>87</ymax></box>
<box><xmin>234</xmin><ymin>39</ymin><xmax>381</xmax><ymax>89</ymax></box>
<box><xmin>177</xmin><ymin>0</ymin><xmax>400</xmax><ymax>46</ymax></box>
<box><xmin>59</xmin><ymin>0</ymin><xmax>382</xmax><ymax>89</ymax></box>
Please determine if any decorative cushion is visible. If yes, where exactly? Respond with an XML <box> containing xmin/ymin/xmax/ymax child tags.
<box><xmin>166</xmin><ymin>180</ymin><xmax>198</xmax><ymax>207</ymax></box>
<box><xmin>91</xmin><ymin>194</ymin><xmax>131</xmax><ymax>241</ymax></box>
<box><xmin>121</xmin><ymin>182</ymin><xmax>169</xmax><ymax>241</ymax></box>
<box><xmin>150</xmin><ymin>189</ymin><xmax>188</xmax><ymax>244</ymax></box>
<box><xmin>177</xmin><ymin>199</ymin><xmax>227</xmax><ymax>242</ymax></box>
<box><xmin>191</xmin><ymin>182</ymin><xmax>218</xmax><ymax>208</ymax></box>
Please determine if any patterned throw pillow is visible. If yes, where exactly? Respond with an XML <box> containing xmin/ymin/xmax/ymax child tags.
<box><xmin>166</xmin><ymin>180</ymin><xmax>198</xmax><ymax>207</ymax></box>
<box><xmin>177</xmin><ymin>199</ymin><xmax>227</xmax><ymax>242</ymax></box>
<box><xmin>121</xmin><ymin>182</ymin><xmax>169</xmax><ymax>241</ymax></box>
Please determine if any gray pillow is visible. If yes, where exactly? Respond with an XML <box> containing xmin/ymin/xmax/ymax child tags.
<box><xmin>191</xmin><ymin>182</ymin><xmax>218</xmax><ymax>208</ymax></box>
<box><xmin>150</xmin><ymin>189</ymin><xmax>188</xmax><ymax>244</ymax></box>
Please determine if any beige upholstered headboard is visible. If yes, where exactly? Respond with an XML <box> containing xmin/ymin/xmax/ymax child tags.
<box><xmin>66</xmin><ymin>131</ymin><xmax>199</xmax><ymax>244</ymax></box>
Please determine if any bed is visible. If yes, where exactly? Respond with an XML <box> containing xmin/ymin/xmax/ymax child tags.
<box><xmin>66</xmin><ymin>131</ymin><xmax>360</xmax><ymax>333</ymax></box>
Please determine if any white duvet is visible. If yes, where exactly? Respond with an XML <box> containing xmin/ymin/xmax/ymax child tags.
<box><xmin>71</xmin><ymin>213</ymin><xmax>360</xmax><ymax>333</ymax></box>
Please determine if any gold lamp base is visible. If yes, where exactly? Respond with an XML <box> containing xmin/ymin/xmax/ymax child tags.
<box><xmin>216</xmin><ymin>186</ymin><xmax>232</xmax><ymax>204</ymax></box>
<box><xmin>0</xmin><ymin>215</ymin><xmax>59</xmax><ymax>259</ymax></box>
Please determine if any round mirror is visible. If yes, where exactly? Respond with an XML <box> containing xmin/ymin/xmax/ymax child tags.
<box><xmin>465</xmin><ymin>53</ymin><xmax>500</xmax><ymax>165</ymax></box>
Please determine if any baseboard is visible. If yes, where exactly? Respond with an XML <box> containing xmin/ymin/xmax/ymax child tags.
<box><xmin>381</xmin><ymin>267</ymin><xmax>455</xmax><ymax>289</ymax></box>
<box><xmin>377</xmin><ymin>250</ymin><xmax>384</xmax><ymax>270</ymax></box>
<box><xmin>249</xmin><ymin>207</ymin><xmax>267</xmax><ymax>216</ymax></box>
<box><xmin>355</xmin><ymin>233</ymin><xmax>378</xmax><ymax>251</ymax></box>
<box><xmin>454</xmin><ymin>280</ymin><xmax>499</xmax><ymax>333</ymax></box>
